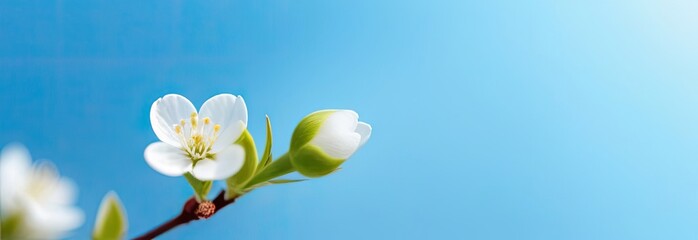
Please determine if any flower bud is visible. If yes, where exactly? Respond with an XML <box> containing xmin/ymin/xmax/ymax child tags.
<box><xmin>289</xmin><ymin>110</ymin><xmax>372</xmax><ymax>177</ymax></box>
<box><xmin>195</xmin><ymin>201</ymin><xmax>216</xmax><ymax>219</ymax></box>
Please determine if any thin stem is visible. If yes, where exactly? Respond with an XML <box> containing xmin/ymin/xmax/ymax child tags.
<box><xmin>132</xmin><ymin>191</ymin><xmax>238</xmax><ymax>240</ymax></box>
<box><xmin>245</xmin><ymin>153</ymin><xmax>292</xmax><ymax>188</ymax></box>
<box><xmin>132</xmin><ymin>212</ymin><xmax>192</xmax><ymax>240</ymax></box>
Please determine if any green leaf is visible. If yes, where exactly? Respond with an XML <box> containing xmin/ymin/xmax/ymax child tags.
<box><xmin>268</xmin><ymin>179</ymin><xmax>307</xmax><ymax>184</ymax></box>
<box><xmin>184</xmin><ymin>173</ymin><xmax>212</xmax><ymax>202</ymax></box>
<box><xmin>226</xmin><ymin>129</ymin><xmax>259</xmax><ymax>199</ymax></box>
<box><xmin>259</xmin><ymin>115</ymin><xmax>273</xmax><ymax>170</ymax></box>
<box><xmin>93</xmin><ymin>192</ymin><xmax>127</xmax><ymax>240</ymax></box>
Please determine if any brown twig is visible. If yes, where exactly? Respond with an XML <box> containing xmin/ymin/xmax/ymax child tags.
<box><xmin>132</xmin><ymin>191</ymin><xmax>238</xmax><ymax>240</ymax></box>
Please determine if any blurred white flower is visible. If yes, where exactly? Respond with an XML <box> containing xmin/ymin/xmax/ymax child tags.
<box><xmin>290</xmin><ymin>110</ymin><xmax>372</xmax><ymax>177</ymax></box>
<box><xmin>0</xmin><ymin>143</ymin><xmax>84</xmax><ymax>239</ymax></box>
<box><xmin>145</xmin><ymin>94</ymin><xmax>248</xmax><ymax>181</ymax></box>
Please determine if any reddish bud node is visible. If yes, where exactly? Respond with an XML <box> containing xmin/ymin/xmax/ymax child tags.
<box><xmin>195</xmin><ymin>201</ymin><xmax>216</xmax><ymax>219</ymax></box>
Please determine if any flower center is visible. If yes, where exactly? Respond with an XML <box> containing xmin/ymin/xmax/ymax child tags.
<box><xmin>173</xmin><ymin>112</ymin><xmax>222</xmax><ymax>162</ymax></box>
<box><xmin>27</xmin><ymin>179</ymin><xmax>51</xmax><ymax>200</ymax></box>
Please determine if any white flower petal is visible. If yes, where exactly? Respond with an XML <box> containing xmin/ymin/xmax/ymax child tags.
<box><xmin>0</xmin><ymin>144</ymin><xmax>32</xmax><ymax>213</ymax></box>
<box><xmin>199</xmin><ymin>94</ymin><xmax>248</xmax><ymax>152</ymax></box>
<box><xmin>144</xmin><ymin>142</ymin><xmax>192</xmax><ymax>177</ymax></box>
<box><xmin>150</xmin><ymin>94</ymin><xmax>197</xmax><ymax>148</ymax></box>
<box><xmin>191</xmin><ymin>144</ymin><xmax>245</xmax><ymax>181</ymax></box>
<box><xmin>310</xmin><ymin>110</ymin><xmax>362</xmax><ymax>159</ymax></box>
<box><xmin>17</xmin><ymin>185</ymin><xmax>83</xmax><ymax>238</ymax></box>
<box><xmin>356</xmin><ymin>122</ymin><xmax>372</xmax><ymax>147</ymax></box>
<box><xmin>24</xmin><ymin>200</ymin><xmax>84</xmax><ymax>239</ymax></box>
<box><xmin>48</xmin><ymin>178</ymin><xmax>78</xmax><ymax>206</ymax></box>
<box><xmin>50</xmin><ymin>207</ymin><xmax>84</xmax><ymax>234</ymax></box>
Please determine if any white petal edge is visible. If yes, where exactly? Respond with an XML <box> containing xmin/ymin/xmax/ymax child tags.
<box><xmin>310</xmin><ymin>110</ymin><xmax>362</xmax><ymax>159</ymax></box>
<box><xmin>144</xmin><ymin>142</ymin><xmax>192</xmax><ymax>177</ymax></box>
<box><xmin>355</xmin><ymin>122</ymin><xmax>372</xmax><ymax>147</ymax></box>
<box><xmin>199</xmin><ymin>94</ymin><xmax>248</xmax><ymax>152</ymax></box>
<box><xmin>150</xmin><ymin>94</ymin><xmax>197</xmax><ymax>148</ymax></box>
<box><xmin>191</xmin><ymin>144</ymin><xmax>245</xmax><ymax>181</ymax></box>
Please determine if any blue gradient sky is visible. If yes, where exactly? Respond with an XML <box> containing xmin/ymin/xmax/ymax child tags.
<box><xmin>2</xmin><ymin>0</ymin><xmax>698</xmax><ymax>239</ymax></box>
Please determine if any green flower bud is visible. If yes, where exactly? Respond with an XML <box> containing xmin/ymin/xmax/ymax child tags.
<box><xmin>289</xmin><ymin>110</ymin><xmax>372</xmax><ymax>177</ymax></box>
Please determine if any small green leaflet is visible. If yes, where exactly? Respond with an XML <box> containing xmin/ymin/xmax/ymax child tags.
<box><xmin>259</xmin><ymin>115</ymin><xmax>273</xmax><ymax>170</ymax></box>
<box><xmin>244</xmin><ymin>178</ymin><xmax>307</xmax><ymax>191</ymax></box>
<box><xmin>93</xmin><ymin>192</ymin><xmax>127</xmax><ymax>240</ymax></box>
<box><xmin>268</xmin><ymin>179</ymin><xmax>307</xmax><ymax>184</ymax></box>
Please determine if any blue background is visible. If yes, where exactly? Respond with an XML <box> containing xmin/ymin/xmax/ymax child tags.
<box><xmin>2</xmin><ymin>0</ymin><xmax>698</xmax><ymax>239</ymax></box>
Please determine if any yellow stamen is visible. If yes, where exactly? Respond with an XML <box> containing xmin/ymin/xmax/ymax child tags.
<box><xmin>190</xmin><ymin>112</ymin><xmax>198</xmax><ymax>128</ymax></box>
<box><xmin>193</xmin><ymin>134</ymin><xmax>203</xmax><ymax>144</ymax></box>
<box><xmin>173</xmin><ymin>113</ymin><xmax>225</xmax><ymax>161</ymax></box>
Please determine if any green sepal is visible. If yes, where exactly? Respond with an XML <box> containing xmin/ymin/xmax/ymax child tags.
<box><xmin>226</xmin><ymin>129</ymin><xmax>259</xmax><ymax>199</ymax></box>
<box><xmin>244</xmin><ymin>153</ymin><xmax>295</xmax><ymax>189</ymax></box>
<box><xmin>184</xmin><ymin>172</ymin><xmax>212</xmax><ymax>202</ymax></box>
<box><xmin>258</xmin><ymin>115</ymin><xmax>273</xmax><ymax>171</ymax></box>
<box><xmin>290</xmin><ymin>110</ymin><xmax>334</xmax><ymax>152</ymax></box>
<box><xmin>291</xmin><ymin>144</ymin><xmax>345</xmax><ymax>177</ymax></box>
<box><xmin>92</xmin><ymin>192</ymin><xmax>127</xmax><ymax>240</ymax></box>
